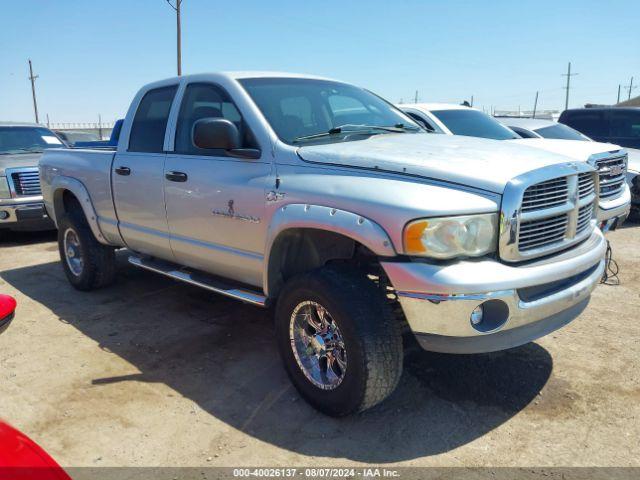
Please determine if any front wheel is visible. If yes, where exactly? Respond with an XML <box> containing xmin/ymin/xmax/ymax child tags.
<box><xmin>275</xmin><ymin>266</ymin><xmax>403</xmax><ymax>416</ymax></box>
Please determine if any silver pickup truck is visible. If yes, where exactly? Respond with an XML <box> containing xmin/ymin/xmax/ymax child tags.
<box><xmin>1</xmin><ymin>122</ymin><xmax>60</xmax><ymax>236</ymax></box>
<box><xmin>40</xmin><ymin>73</ymin><xmax>607</xmax><ymax>416</ymax></box>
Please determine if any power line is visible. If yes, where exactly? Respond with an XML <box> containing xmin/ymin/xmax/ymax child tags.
<box><xmin>28</xmin><ymin>59</ymin><xmax>39</xmax><ymax>123</ymax></box>
<box><xmin>562</xmin><ymin>62</ymin><xmax>578</xmax><ymax>110</ymax></box>
<box><xmin>166</xmin><ymin>0</ymin><xmax>183</xmax><ymax>76</ymax></box>
<box><xmin>617</xmin><ymin>84</ymin><xmax>621</xmax><ymax>104</ymax></box>
<box><xmin>625</xmin><ymin>76</ymin><xmax>637</xmax><ymax>101</ymax></box>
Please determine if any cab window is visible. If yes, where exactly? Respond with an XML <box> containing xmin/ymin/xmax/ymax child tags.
<box><xmin>128</xmin><ymin>86</ymin><xmax>178</xmax><ymax>153</ymax></box>
<box><xmin>175</xmin><ymin>83</ymin><xmax>256</xmax><ymax>155</ymax></box>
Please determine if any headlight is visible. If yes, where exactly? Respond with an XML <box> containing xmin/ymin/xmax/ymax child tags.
<box><xmin>0</xmin><ymin>177</ymin><xmax>10</xmax><ymax>199</ymax></box>
<box><xmin>403</xmin><ymin>213</ymin><xmax>498</xmax><ymax>259</ymax></box>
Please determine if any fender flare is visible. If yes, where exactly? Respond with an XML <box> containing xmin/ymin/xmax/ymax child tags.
<box><xmin>50</xmin><ymin>176</ymin><xmax>108</xmax><ymax>244</ymax></box>
<box><xmin>263</xmin><ymin>204</ymin><xmax>397</xmax><ymax>296</ymax></box>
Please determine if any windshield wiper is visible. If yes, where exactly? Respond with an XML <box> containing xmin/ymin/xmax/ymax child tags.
<box><xmin>292</xmin><ymin>123</ymin><xmax>420</xmax><ymax>144</ymax></box>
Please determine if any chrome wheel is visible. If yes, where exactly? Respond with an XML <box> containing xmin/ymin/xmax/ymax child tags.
<box><xmin>63</xmin><ymin>228</ymin><xmax>84</xmax><ymax>277</ymax></box>
<box><xmin>289</xmin><ymin>301</ymin><xmax>347</xmax><ymax>390</ymax></box>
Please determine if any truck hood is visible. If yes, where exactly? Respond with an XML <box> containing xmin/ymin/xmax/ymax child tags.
<box><xmin>0</xmin><ymin>153</ymin><xmax>42</xmax><ymax>176</ymax></box>
<box><xmin>508</xmin><ymin>138</ymin><xmax>624</xmax><ymax>161</ymax></box>
<box><xmin>298</xmin><ymin>133</ymin><xmax>578</xmax><ymax>193</ymax></box>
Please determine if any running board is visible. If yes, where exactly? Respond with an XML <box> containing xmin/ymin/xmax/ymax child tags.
<box><xmin>128</xmin><ymin>255</ymin><xmax>267</xmax><ymax>307</ymax></box>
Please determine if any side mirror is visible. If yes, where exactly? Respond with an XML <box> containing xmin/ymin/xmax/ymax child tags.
<box><xmin>192</xmin><ymin>118</ymin><xmax>261</xmax><ymax>159</ymax></box>
<box><xmin>193</xmin><ymin>118</ymin><xmax>240</xmax><ymax>150</ymax></box>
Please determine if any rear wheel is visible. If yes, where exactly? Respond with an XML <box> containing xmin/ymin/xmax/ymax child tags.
<box><xmin>57</xmin><ymin>212</ymin><xmax>116</xmax><ymax>291</ymax></box>
<box><xmin>275</xmin><ymin>266</ymin><xmax>403</xmax><ymax>416</ymax></box>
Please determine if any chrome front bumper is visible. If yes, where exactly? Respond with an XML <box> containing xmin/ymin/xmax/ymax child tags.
<box><xmin>0</xmin><ymin>199</ymin><xmax>54</xmax><ymax>230</ymax></box>
<box><xmin>598</xmin><ymin>184</ymin><xmax>631</xmax><ymax>226</ymax></box>
<box><xmin>382</xmin><ymin>229</ymin><xmax>606</xmax><ymax>354</ymax></box>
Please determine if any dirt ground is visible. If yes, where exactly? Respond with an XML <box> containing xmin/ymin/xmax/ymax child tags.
<box><xmin>0</xmin><ymin>225</ymin><xmax>638</xmax><ymax>468</ymax></box>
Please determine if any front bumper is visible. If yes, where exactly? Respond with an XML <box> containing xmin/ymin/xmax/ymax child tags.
<box><xmin>598</xmin><ymin>184</ymin><xmax>631</xmax><ymax>229</ymax></box>
<box><xmin>382</xmin><ymin>229</ymin><xmax>606</xmax><ymax>354</ymax></box>
<box><xmin>0</xmin><ymin>200</ymin><xmax>54</xmax><ymax>231</ymax></box>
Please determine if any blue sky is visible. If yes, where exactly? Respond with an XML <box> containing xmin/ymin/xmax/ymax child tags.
<box><xmin>2</xmin><ymin>0</ymin><xmax>639</xmax><ymax>123</ymax></box>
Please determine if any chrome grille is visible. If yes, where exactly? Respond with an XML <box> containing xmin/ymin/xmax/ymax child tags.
<box><xmin>522</xmin><ymin>177</ymin><xmax>568</xmax><ymax>212</ymax></box>
<box><xmin>594</xmin><ymin>154</ymin><xmax>626</xmax><ymax>200</ymax></box>
<box><xmin>500</xmin><ymin>164</ymin><xmax>599</xmax><ymax>262</ymax></box>
<box><xmin>578</xmin><ymin>172</ymin><xmax>595</xmax><ymax>198</ymax></box>
<box><xmin>519</xmin><ymin>214</ymin><xmax>568</xmax><ymax>251</ymax></box>
<box><xmin>10</xmin><ymin>170</ymin><xmax>42</xmax><ymax>196</ymax></box>
<box><xmin>577</xmin><ymin>202</ymin><xmax>595</xmax><ymax>235</ymax></box>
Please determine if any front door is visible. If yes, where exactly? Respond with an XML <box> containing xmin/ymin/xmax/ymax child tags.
<box><xmin>112</xmin><ymin>85</ymin><xmax>178</xmax><ymax>259</ymax></box>
<box><xmin>163</xmin><ymin>82</ymin><xmax>272</xmax><ymax>288</ymax></box>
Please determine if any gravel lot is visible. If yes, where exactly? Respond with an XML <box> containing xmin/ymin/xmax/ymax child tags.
<box><xmin>0</xmin><ymin>225</ymin><xmax>638</xmax><ymax>468</ymax></box>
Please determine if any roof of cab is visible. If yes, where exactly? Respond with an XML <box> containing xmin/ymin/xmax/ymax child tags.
<box><xmin>496</xmin><ymin>117</ymin><xmax>555</xmax><ymax>130</ymax></box>
<box><xmin>397</xmin><ymin>102</ymin><xmax>472</xmax><ymax>111</ymax></box>
<box><xmin>0</xmin><ymin>121</ymin><xmax>44</xmax><ymax>127</ymax></box>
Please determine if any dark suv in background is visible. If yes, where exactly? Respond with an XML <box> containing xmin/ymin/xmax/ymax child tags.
<box><xmin>559</xmin><ymin>107</ymin><xmax>640</xmax><ymax>149</ymax></box>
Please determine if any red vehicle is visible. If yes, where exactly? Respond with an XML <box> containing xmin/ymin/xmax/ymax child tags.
<box><xmin>0</xmin><ymin>421</ymin><xmax>70</xmax><ymax>480</ymax></box>
<box><xmin>0</xmin><ymin>294</ymin><xmax>16</xmax><ymax>334</ymax></box>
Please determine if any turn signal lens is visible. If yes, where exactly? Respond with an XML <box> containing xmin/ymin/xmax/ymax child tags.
<box><xmin>403</xmin><ymin>213</ymin><xmax>498</xmax><ymax>259</ymax></box>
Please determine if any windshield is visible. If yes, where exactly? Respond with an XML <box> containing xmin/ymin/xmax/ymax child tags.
<box><xmin>0</xmin><ymin>126</ymin><xmax>65</xmax><ymax>154</ymax></box>
<box><xmin>239</xmin><ymin>78</ymin><xmax>421</xmax><ymax>145</ymax></box>
<box><xmin>535</xmin><ymin>123</ymin><xmax>590</xmax><ymax>141</ymax></box>
<box><xmin>430</xmin><ymin>109</ymin><xmax>519</xmax><ymax>140</ymax></box>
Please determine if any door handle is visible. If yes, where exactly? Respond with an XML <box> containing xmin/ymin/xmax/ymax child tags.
<box><xmin>165</xmin><ymin>171</ymin><xmax>188</xmax><ymax>182</ymax></box>
<box><xmin>115</xmin><ymin>166</ymin><xmax>131</xmax><ymax>176</ymax></box>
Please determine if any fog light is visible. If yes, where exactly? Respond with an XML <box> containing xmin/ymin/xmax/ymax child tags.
<box><xmin>0</xmin><ymin>210</ymin><xmax>9</xmax><ymax>220</ymax></box>
<box><xmin>470</xmin><ymin>305</ymin><xmax>483</xmax><ymax>325</ymax></box>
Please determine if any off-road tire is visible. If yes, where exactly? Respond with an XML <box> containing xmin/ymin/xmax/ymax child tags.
<box><xmin>57</xmin><ymin>211</ymin><xmax>116</xmax><ymax>291</ymax></box>
<box><xmin>275</xmin><ymin>265</ymin><xmax>403</xmax><ymax>416</ymax></box>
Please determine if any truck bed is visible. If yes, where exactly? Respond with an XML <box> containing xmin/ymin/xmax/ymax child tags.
<box><xmin>39</xmin><ymin>148</ymin><xmax>121</xmax><ymax>245</ymax></box>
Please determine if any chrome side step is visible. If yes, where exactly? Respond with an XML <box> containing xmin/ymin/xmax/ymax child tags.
<box><xmin>128</xmin><ymin>255</ymin><xmax>267</xmax><ymax>307</ymax></box>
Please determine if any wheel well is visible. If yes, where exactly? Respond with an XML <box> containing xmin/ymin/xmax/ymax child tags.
<box><xmin>54</xmin><ymin>189</ymin><xmax>84</xmax><ymax>221</ymax></box>
<box><xmin>267</xmin><ymin>228</ymin><xmax>381</xmax><ymax>298</ymax></box>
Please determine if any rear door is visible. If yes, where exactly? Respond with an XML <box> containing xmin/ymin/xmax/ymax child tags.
<box><xmin>163</xmin><ymin>82</ymin><xmax>272</xmax><ymax>287</ymax></box>
<box><xmin>112</xmin><ymin>85</ymin><xmax>178</xmax><ymax>259</ymax></box>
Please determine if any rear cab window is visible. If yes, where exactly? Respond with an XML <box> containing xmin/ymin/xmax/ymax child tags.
<box><xmin>610</xmin><ymin>110</ymin><xmax>640</xmax><ymax>138</ymax></box>
<box><xmin>561</xmin><ymin>111</ymin><xmax>607</xmax><ymax>138</ymax></box>
<box><xmin>128</xmin><ymin>86</ymin><xmax>178</xmax><ymax>152</ymax></box>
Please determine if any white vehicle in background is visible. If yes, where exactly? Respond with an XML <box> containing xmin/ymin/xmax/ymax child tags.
<box><xmin>496</xmin><ymin>117</ymin><xmax>640</xmax><ymax>222</ymax></box>
<box><xmin>495</xmin><ymin>117</ymin><xmax>591</xmax><ymax>141</ymax></box>
<box><xmin>399</xmin><ymin>103</ymin><xmax>631</xmax><ymax>230</ymax></box>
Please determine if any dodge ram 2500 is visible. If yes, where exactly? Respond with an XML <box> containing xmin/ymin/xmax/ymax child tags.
<box><xmin>40</xmin><ymin>73</ymin><xmax>607</xmax><ymax>416</ymax></box>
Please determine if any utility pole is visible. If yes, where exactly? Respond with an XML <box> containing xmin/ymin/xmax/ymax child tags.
<box><xmin>562</xmin><ymin>62</ymin><xmax>578</xmax><ymax>110</ymax></box>
<box><xmin>28</xmin><ymin>59</ymin><xmax>39</xmax><ymax>123</ymax></box>
<box><xmin>46</xmin><ymin>114</ymin><xmax>50</xmax><ymax>128</ymax></box>
<box><xmin>625</xmin><ymin>76</ymin><xmax>636</xmax><ymax>101</ymax></box>
<box><xmin>470</xmin><ymin>95</ymin><xmax>474</xmax><ymax>107</ymax></box>
<box><xmin>617</xmin><ymin>84</ymin><xmax>621</xmax><ymax>104</ymax></box>
<box><xmin>98</xmin><ymin>114</ymin><xmax>103</xmax><ymax>139</ymax></box>
<box><xmin>532</xmin><ymin>91</ymin><xmax>539</xmax><ymax>119</ymax></box>
<box><xmin>166</xmin><ymin>0</ymin><xmax>183</xmax><ymax>75</ymax></box>
<box><xmin>414</xmin><ymin>90</ymin><xmax>418</xmax><ymax>103</ymax></box>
